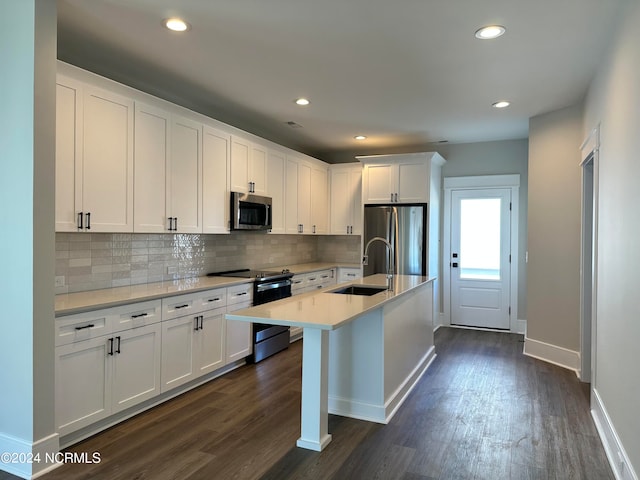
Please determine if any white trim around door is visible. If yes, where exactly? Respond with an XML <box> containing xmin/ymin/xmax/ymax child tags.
<box><xmin>443</xmin><ymin>175</ymin><xmax>520</xmax><ymax>333</ymax></box>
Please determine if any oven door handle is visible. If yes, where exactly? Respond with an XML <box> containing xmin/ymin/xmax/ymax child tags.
<box><xmin>256</xmin><ymin>280</ymin><xmax>292</xmax><ymax>292</ymax></box>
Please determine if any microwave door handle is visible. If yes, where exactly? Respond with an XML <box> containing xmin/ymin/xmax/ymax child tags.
<box><xmin>265</xmin><ymin>204</ymin><xmax>270</xmax><ymax>226</ymax></box>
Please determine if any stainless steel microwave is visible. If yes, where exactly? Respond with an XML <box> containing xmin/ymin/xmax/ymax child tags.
<box><xmin>230</xmin><ymin>192</ymin><xmax>272</xmax><ymax>231</ymax></box>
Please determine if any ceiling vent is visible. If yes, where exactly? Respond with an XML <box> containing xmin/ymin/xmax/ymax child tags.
<box><xmin>285</xmin><ymin>121</ymin><xmax>303</xmax><ymax>129</ymax></box>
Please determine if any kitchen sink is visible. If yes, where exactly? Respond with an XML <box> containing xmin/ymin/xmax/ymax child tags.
<box><xmin>328</xmin><ymin>285</ymin><xmax>388</xmax><ymax>296</ymax></box>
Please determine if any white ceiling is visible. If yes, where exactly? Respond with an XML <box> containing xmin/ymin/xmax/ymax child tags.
<box><xmin>57</xmin><ymin>0</ymin><xmax>624</xmax><ymax>162</ymax></box>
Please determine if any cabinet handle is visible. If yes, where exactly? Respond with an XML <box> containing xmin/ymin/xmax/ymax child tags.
<box><xmin>237</xmin><ymin>292</ymin><xmax>247</xmax><ymax>296</ymax></box>
<box><xmin>168</xmin><ymin>217</ymin><xmax>172</xmax><ymax>231</ymax></box>
<box><xmin>390</xmin><ymin>193</ymin><xmax>394</xmax><ymax>202</ymax></box>
<box><xmin>347</xmin><ymin>273</ymin><xmax>356</xmax><ymax>277</ymax></box>
<box><xmin>75</xmin><ymin>323</ymin><xmax>94</xmax><ymax>331</ymax></box>
<box><xmin>107</xmin><ymin>338</ymin><xmax>114</xmax><ymax>356</ymax></box>
<box><xmin>207</xmin><ymin>297</ymin><xmax>221</xmax><ymax>302</ymax></box>
<box><xmin>174</xmin><ymin>304</ymin><xmax>189</xmax><ymax>309</ymax></box>
<box><xmin>85</xmin><ymin>212</ymin><xmax>91</xmax><ymax>230</ymax></box>
<box><xmin>131</xmin><ymin>313</ymin><xmax>148</xmax><ymax>319</ymax></box>
<box><xmin>199</xmin><ymin>315</ymin><xmax>204</xmax><ymax>330</ymax></box>
<box><xmin>77</xmin><ymin>212</ymin><xmax>83</xmax><ymax>229</ymax></box>
<box><xmin>115</xmin><ymin>336</ymin><xmax>121</xmax><ymax>354</ymax></box>
<box><xmin>194</xmin><ymin>316</ymin><xmax>199</xmax><ymax>331</ymax></box>
<box><xmin>394</xmin><ymin>193</ymin><xmax>398</xmax><ymax>202</ymax></box>
<box><xmin>313</xmin><ymin>225</ymin><xmax>316</xmax><ymax>234</ymax></box>
<box><xmin>174</xmin><ymin>217</ymin><xmax>178</xmax><ymax>231</ymax></box>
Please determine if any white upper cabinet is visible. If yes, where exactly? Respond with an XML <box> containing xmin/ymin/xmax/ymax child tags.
<box><xmin>310</xmin><ymin>163</ymin><xmax>329</xmax><ymax>234</ymax></box>
<box><xmin>267</xmin><ymin>149</ymin><xmax>286</xmax><ymax>234</ymax></box>
<box><xmin>202</xmin><ymin>125</ymin><xmax>231</xmax><ymax>234</ymax></box>
<box><xmin>359</xmin><ymin>153</ymin><xmax>439</xmax><ymax>204</ymax></box>
<box><xmin>133</xmin><ymin>102</ymin><xmax>170</xmax><ymax>233</ymax></box>
<box><xmin>56</xmin><ymin>77</ymin><xmax>134</xmax><ymax>232</ymax></box>
<box><xmin>168</xmin><ymin>115</ymin><xmax>202</xmax><ymax>233</ymax></box>
<box><xmin>55</xmin><ymin>77</ymin><xmax>83</xmax><ymax>232</ymax></box>
<box><xmin>230</xmin><ymin>136</ymin><xmax>268</xmax><ymax>195</ymax></box>
<box><xmin>329</xmin><ymin>163</ymin><xmax>362</xmax><ymax>235</ymax></box>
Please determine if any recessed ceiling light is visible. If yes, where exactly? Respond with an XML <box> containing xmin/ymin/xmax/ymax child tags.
<box><xmin>295</xmin><ymin>98</ymin><xmax>310</xmax><ymax>106</ymax></box>
<box><xmin>475</xmin><ymin>25</ymin><xmax>506</xmax><ymax>40</ymax></box>
<box><xmin>492</xmin><ymin>100</ymin><xmax>511</xmax><ymax>108</ymax></box>
<box><xmin>164</xmin><ymin>18</ymin><xmax>190</xmax><ymax>32</ymax></box>
<box><xmin>354</xmin><ymin>135</ymin><xmax>367</xmax><ymax>141</ymax></box>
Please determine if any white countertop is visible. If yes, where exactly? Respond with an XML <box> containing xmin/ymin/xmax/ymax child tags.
<box><xmin>55</xmin><ymin>262</ymin><xmax>361</xmax><ymax>316</ymax></box>
<box><xmin>226</xmin><ymin>274</ymin><xmax>435</xmax><ymax>331</ymax></box>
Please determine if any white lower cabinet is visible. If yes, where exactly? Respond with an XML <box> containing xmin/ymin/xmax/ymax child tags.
<box><xmin>196</xmin><ymin>307</ymin><xmax>226</xmax><ymax>375</ymax></box>
<box><xmin>160</xmin><ymin>314</ymin><xmax>197</xmax><ymax>392</ymax></box>
<box><xmin>225</xmin><ymin>283</ymin><xmax>253</xmax><ymax>363</ymax></box>
<box><xmin>55</xmin><ymin>301</ymin><xmax>162</xmax><ymax>436</ymax></box>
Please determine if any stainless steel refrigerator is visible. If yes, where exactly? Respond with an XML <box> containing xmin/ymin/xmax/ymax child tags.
<box><xmin>363</xmin><ymin>205</ymin><xmax>427</xmax><ymax>277</ymax></box>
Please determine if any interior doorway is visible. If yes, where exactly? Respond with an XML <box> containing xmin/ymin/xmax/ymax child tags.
<box><xmin>580</xmin><ymin>127</ymin><xmax>599</xmax><ymax>383</ymax></box>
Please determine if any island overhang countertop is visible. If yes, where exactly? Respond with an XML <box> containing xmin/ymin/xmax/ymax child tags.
<box><xmin>226</xmin><ymin>274</ymin><xmax>435</xmax><ymax>330</ymax></box>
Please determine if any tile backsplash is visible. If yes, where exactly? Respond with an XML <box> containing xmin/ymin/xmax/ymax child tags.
<box><xmin>55</xmin><ymin>232</ymin><xmax>361</xmax><ymax>294</ymax></box>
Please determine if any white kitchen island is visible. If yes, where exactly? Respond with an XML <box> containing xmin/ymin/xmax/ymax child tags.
<box><xmin>226</xmin><ymin>274</ymin><xmax>436</xmax><ymax>452</ymax></box>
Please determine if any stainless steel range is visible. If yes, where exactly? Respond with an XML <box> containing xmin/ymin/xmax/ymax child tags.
<box><xmin>208</xmin><ymin>268</ymin><xmax>293</xmax><ymax>363</ymax></box>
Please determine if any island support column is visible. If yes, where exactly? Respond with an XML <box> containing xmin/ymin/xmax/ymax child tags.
<box><xmin>296</xmin><ymin>328</ymin><xmax>332</xmax><ymax>451</ymax></box>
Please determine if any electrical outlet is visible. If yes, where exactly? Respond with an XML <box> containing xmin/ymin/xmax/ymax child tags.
<box><xmin>55</xmin><ymin>276</ymin><xmax>65</xmax><ymax>287</ymax></box>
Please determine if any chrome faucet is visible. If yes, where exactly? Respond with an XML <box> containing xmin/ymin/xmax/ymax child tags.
<box><xmin>363</xmin><ymin>236</ymin><xmax>394</xmax><ymax>291</ymax></box>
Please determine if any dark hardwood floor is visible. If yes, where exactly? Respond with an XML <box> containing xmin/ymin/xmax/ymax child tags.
<box><xmin>2</xmin><ymin>328</ymin><xmax>614</xmax><ymax>480</ymax></box>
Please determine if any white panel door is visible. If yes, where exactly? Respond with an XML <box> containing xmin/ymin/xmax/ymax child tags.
<box><xmin>202</xmin><ymin>125</ymin><xmax>231</xmax><ymax>233</ymax></box>
<box><xmin>310</xmin><ymin>164</ymin><xmax>328</xmax><ymax>234</ymax></box>
<box><xmin>330</xmin><ymin>168</ymin><xmax>351</xmax><ymax>234</ymax></box>
<box><xmin>397</xmin><ymin>160</ymin><xmax>429</xmax><ymax>203</ymax></box>
<box><xmin>226</xmin><ymin>302</ymin><xmax>252</xmax><ymax>363</ymax></box>
<box><xmin>450</xmin><ymin>189</ymin><xmax>511</xmax><ymax>329</ymax></box>
<box><xmin>134</xmin><ymin>103</ymin><xmax>169</xmax><ymax>232</ymax></box>
<box><xmin>285</xmin><ymin>157</ymin><xmax>300</xmax><ymax>234</ymax></box>
<box><xmin>111</xmin><ymin>323</ymin><xmax>162</xmax><ymax>414</ymax></box>
<box><xmin>363</xmin><ymin>163</ymin><xmax>394</xmax><ymax>204</ymax></box>
<box><xmin>297</xmin><ymin>161</ymin><xmax>312</xmax><ymax>233</ymax></box>
<box><xmin>82</xmin><ymin>86</ymin><xmax>134</xmax><ymax>232</ymax></box>
<box><xmin>250</xmin><ymin>143</ymin><xmax>268</xmax><ymax>195</ymax></box>
<box><xmin>230</xmin><ymin>136</ymin><xmax>250</xmax><ymax>193</ymax></box>
<box><xmin>169</xmin><ymin>115</ymin><xmax>202</xmax><ymax>233</ymax></box>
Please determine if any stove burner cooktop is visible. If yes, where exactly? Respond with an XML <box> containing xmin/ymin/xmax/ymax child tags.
<box><xmin>207</xmin><ymin>268</ymin><xmax>292</xmax><ymax>282</ymax></box>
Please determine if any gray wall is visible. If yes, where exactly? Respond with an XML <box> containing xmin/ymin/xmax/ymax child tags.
<box><xmin>583</xmin><ymin>0</ymin><xmax>640</xmax><ymax>471</ymax></box>
<box><xmin>439</xmin><ymin>139</ymin><xmax>529</xmax><ymax>321</ymax></box>
<box><xmin>527</xmin><ymin>105</ymin><xmax>583</xmax><ymax>351</ymax></box>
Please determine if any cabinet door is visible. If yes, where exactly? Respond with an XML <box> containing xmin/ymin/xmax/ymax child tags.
<box><xmin>250</xmin><ymin>143</ymin><xmax>268</xmax><ymax>195</ymax></box>
<box><xmin>310</xmin><ymin>165</ymin><xmax>328</xmax><ymax>234</ymax></box>
<box><xmin>285</xmin><ymin>157</ymin><xmax>300</xmax><ymax>234</ymax></box>
<box><xmin>160</xmin><ymin>315</ymin><xmax>197</xmax><ymax>392</ymax></box>
<box><xmin>363</xmin><ymin>163</ymin><xmax>395</xmax><ymax>204</ymax></box>
<box><xmin>297</xmin><ymin>161</ymin><xmax>312</xmax><ymax>233</ymax></box>
<box><xmin>55</xmin><ymin>336</ymin><xmax>111</xmax><ymax>436</ymax></box>
<box><xmin>134</xmin><ymin>103</ymin><xmax>169</xmax><ymax>233</ymax></box>
<box><xmin>226</xmin><ymin>302</ymin><xmax>252</xmax><ymax>363</ymax></box>
<box><xmin>330</xmin><ymin>168</ymin><xmax>351</xmax><ymax>234</ymax></box>
<box><xmin>111</xmin><ymin>323</ymin><xmax>161</xmax><ymax>414</ymax></box>
<box><xmin>82</xmin><ymin>86</ymin><xmax>134</xmax><ymax>232</ymax></box>
<box><xmin>230</xmin><ymin>136</ymin><xmax>250</xmax><ymax>193</ymax></box>
<box><xmin>202</xmin><ymin>125</ymin><xmax>231</xmax><ymax>233</ymax></box>
<box><xmin>55</xmin><ymin>78</ymin><xmax>83</xmax><ymax>232</ymax></box>
<box><xmin>397</xmin><ymin>160</ymin><xmax>429</xmax><ymax>203</ymax></box>
<box><xmin>169</xmin><ymin>115</ymin><xmax>202</xmax><ymax>233</ymax></box>
<box><xmin>267</xmin><ymin>150</ymin><xmax>286</xmax><ymax>234</ymax></box>
<box><xmin>195</xmin><ymin>307</ymin><xmax>226</xmax><ymax>376</ymax></box>
<box><xmin>350</xmin><ymin>167</ymin><xmax>363</xmax><ymax>234</ymax></box>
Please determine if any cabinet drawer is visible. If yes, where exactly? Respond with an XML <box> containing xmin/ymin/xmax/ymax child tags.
<box><xmin>112</xmin><ymin>300</ymin><xmax>162</xmax><ymax>333</ymax></box>
<box><xmin>162</xmin><ymin>292</ymin><xmax>201</xmax><ymax>321</ymax></box>
<box><xmin>227</xmin><ymin>283</ymin><xmax>253</xmax><ymax>305</ymax></box>
<box><xmin>337</xmin><ymin>267</ymin><xmax>362</xmax><ymax>283</ymax></box>
<box><xmin>195</xmin><ymin>288</ymin><xmax>227</xmax><ymax>311</ymax></box>
<box><xmin>291</xmin><ymin>274</ymin><xmax>308</xmax><ymax>294</ymax></box>
<box><xmin>55</xmin><ymin>309</ymin><xmax>112</xmax><ymax>347</ymax></box>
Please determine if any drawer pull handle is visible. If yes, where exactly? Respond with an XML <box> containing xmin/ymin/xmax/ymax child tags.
<box><xmin>131</xmin><ymin>313</ymin><xmax>148</xmax><ymax>319</ymax></box>
<box><xmin>237</xmin><ymin>292</ymin><xmax>247</xmax><ymax>296</ymax></box>
<box><xmin>208</xmin><ymin>298</ymin><xmax>221</xmax><ymax>302</ymax></box>
<box><xmin>75</xmin><ymin>324</ymin><xmax>95</xmax><ymax>331</ymax></box>
<box><xmin>174</xmin><ymin>304</ymin><xmax>189</xmax><ymax>309</ymax></box>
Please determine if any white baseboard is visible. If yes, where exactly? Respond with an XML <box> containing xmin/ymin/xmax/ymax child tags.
<box><xmin>591</xmin><ymin>388</ymin><xmax>638</xmax><ymax>480</ymax></box>
<box><xmin>329</xmin><ymin>346</ymin><xmax>436</xmax><ymax>424</ymax></box>
<box><xmin>514</xmin><ymin>318</ymin><xmax>527</xmax><ymax>335</ymax></box>
<box><xmin>0</xmin><ymin>432</ymin><xmax>61</xmax><ymax>479</ymax></box>
<box><xmin>523</xmin><ymin>336</ymin><xmax>580</xmax><ymax>374</ymax></box>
